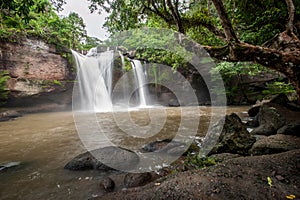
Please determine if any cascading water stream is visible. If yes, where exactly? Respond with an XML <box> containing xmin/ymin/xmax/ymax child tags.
<box><xmin>131</xmin><ymin>60</ymin><xmax>150</xmax><ymax>107</ymax></box>
<box><xmin>72</xmin><ymin>49</ymin><xmax>114</xmax><ymax>112</ymax></box>
<box><xmin>72</xmin><ymin>49</ymin><xmax>152</xmax><ymax>112</ymax></box>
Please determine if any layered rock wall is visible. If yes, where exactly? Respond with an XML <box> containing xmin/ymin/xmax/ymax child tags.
<box><xmin>0</xmin><ymin>38</ymin><xmax>74</xmax><ymax>109</ymax></box>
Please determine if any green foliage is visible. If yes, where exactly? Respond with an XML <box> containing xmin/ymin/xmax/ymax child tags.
<box><xmin>53</xmin><ymin>79</ymin><xmax>63</xmax><ymax>87</ymax></box>
<box><xmin>229</xmin><ymin>0</ymin><xmax>300</xmax><ymax>44</ymax></box>
<box><xmin>263</xmin><ymin>81</ymin><xmax>295</xmax><ymax>96</ymax></box>
<box><xmin>0</xmin><ymin>0</ymin><xmax>99</xmax><ymax>51</ymax></box>
<box><xmin>0</xmin><ymin>71</ymin><xmax>10</xmax><ymax>106</ymax></box>
<box><xmin>185</xmin><ymin>154</ymin><xmax>216</xmax><ymax>169</ymax></box>
<box><xmin>90</xmin><ymin>0</ymin><xmax>299</xmax><ymax>46</ymax></box>
<box><xmin>210</xmin><ymin>61</ymin><xmax>295</xmax><ymax>102</ymax></box>
<box><xmin>210</xmin><ymin>62</ymin><xmax>270</xmax><ymax>99</ymax></box>
<box><xmin>106</xmin><ymin>28</ymin><xmax>193</xmax><ymax>69</ymax></box>
<box><xmin>267</xmin><ymin>176</ymin><xmax>273</xmax><ymax>187</ymax></box>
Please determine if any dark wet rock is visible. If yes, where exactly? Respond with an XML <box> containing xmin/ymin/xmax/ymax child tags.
<box><xmin>64</xmin><ymin>146</ymin><xmax>139</xmax><ymax>171</ymax></box>
<box><xmin>253</xmin><ymin>135</ymin><xmax>267</xmax><ymax>141</ymax></box>
<box><xmin>250</xmin><ymin>134</ymin><xmax>300</xmax><ymax>155</ymax></box>
<box><xmin>100</xmin><ymin>177</ymin><xmax>115</xmax><ymax>192</ymax></box>
<box><xmin>286</xmin><ymin>102</ymin><xmax>300</xmax><ymax>111</ymax></box>
<box><xmin>208</xmin><ymin>113</ymin><xmax>256</xmax><ymax>156</ymax></box>
<box><xmin>269</xmin><ymin>93</ymin><xmax>290</xmax><ymax>105</ymax></box>
<box><xmin>248</xmin><ymin>106</ymin><xmax>260</xmax><ymax>117</ymax></box>
<box><xmin>64</xmin><ymin>151</ymin><xmax>112</xmax><ymax>171</ymax></box>
<box><xmin>251</xmin><ymin>105</ymin><xmax>286</xmax><ymax>135</ymax></box>
<box><xmin>245</xmin><ymin>116</ymin><xmax>259</xmax><ymax>127</ymax></box>
<box><xmin>142</xmin><ymin>139</ymin><xmax>171</xmax><ymax>152</ymax></box>
<box><xmin>277</xmin><ymin>121</ymin><xmax>300</xmax><ymax>136</ymax></box>
<box><xmin>168</xmin><ymin>98</ymin><xmax>180</xmax><ymax>107</ymax></box>
<box><xmin>248</xmin><ymin>94</ymin><xmax>289</xmax><ymax>118</ymax></box>
<box><xmin>142</xmin><ymin>139</ymin><xmax>183</xmax><ymax>153</ymax></box>
<box><xmin>251</xmin><ymin>125</ymin><xmax>277</xmax><ymax>136</ymax></box>
<box><xmin>0</xmin><ymin>110</ymin><xmax>22</xmax><ymax>122</ymax></box>
<box><xmin>209</xmin><ymin>153</ymin><xmax>241</xmax><ymax>163</ymax></box>
<box><xmin>124</xmin><ymin>172</ymin><xmax>152</xmax><ymax>188</ymax></box>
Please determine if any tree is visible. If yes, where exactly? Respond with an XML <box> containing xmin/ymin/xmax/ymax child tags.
<box><xmin>0</xmin><ymin>0</ymin><xmax>66</xmax><ymax>21</ymax></box>
<box><xmin>64</xmin><ymin>12</ymin><xmax>87</xmax><ymax>49</ymax></box>
<box><xmin>0</xmin><ymin>0</ymin><xmax>96</xmax><ymax>51</ymax></box>
<box><xmin>208</xmin><ymin>0</ymin><xmax>300</xmax><ymax>102</ymax></box>
<box><xmin>88</xmin><ymin>0</ymin><xmax>300</xmax><ymax>102</ymax></box>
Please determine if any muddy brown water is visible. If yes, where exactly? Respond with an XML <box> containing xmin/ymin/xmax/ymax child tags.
<box><xmin>0</xmin><ymin>106</ymin><xmax>248</xmax><ymax>200</ymax></box>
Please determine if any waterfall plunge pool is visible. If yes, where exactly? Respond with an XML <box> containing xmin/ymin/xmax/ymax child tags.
<box><xmin>0</xmin><ymin>106</ymin><xmax>249</xmax><ymax>199</ymax></box>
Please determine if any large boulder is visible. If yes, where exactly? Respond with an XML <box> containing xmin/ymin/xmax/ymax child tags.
<box><xmin>208</xmin><ymin>113</ymin><xmax>256</xmax><ymax>156</ymax></box>
<box><xmin>0</xmin><ymin>110</ymin><xmax>22</xmax><ymax>122</ymax></box>
<box><xmin>64</xmin><ymin>146</ymin><xmax>139</xmax><ymax>171</ymax></box>
<box><xmin>277</xmin><ymin>121</ymin><xmax>300</xmax><ymax>136</ymax></box>
<box><xmin>247</xmin><ymin>105</ymin><xmax>260</xmax><ymax>117</ymax></box>
<box><xmin>250</xmin><ymin>134</ymin><xmax>300</xmax><ymax>155</ymax></box>
<box><xmin>251</xmin><ymin>104</ymin><xmax>286</xmax><ymax>135</ymax></box>
<box><xmin>247</xmin><ymin>94</ymin><xmax>290</xmax><ymax>118</ymax></box>
<box><xmin>269</xmin><ymin>93</ymin><xmax>290</xmax><ymax>105</ymax></box>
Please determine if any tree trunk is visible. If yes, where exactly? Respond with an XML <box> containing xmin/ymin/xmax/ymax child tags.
<box><xmin>285</xmin><ymin>0</ymin><xmax>295</xmax><ymax>34</ymax></box>
<box><xmin>166</xmin><ymin>0</ymin><xmax>185</xmax><ymax>33</ymax></box>
<box><xmin>211</xmin><ymin>0</ymin><xmax>238</xmax><ymax>42</ymax></box>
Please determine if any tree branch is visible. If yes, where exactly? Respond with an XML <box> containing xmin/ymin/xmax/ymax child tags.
<box><xmin>285</xmin><ymin>0</ymin><xmax>295</xmax><ymax>34</ymax></box>
<box><xmin>142</xmin><ymin>0</ymin><xmax>172</xmax><ymax>23</ymax></box>
<box><xmin>211</xmin><ymin>0</ymin><xmax>239</xmax><ymax>42</ymax></box>
<box><xmin>166</xmin><ymin>0</ymin><xmax>185</xmax><ymax>33</ymax></box>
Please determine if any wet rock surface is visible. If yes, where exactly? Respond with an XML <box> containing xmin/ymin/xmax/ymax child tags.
<box><xmin>247</xmin><ymin>105</ymin><xmax>260</xmax><ymax>117</ymax></box>
<box><xmin>269</xmin><ymin>93</ymin><xmax>290</xmax><ymax>105</ymax></box>
<box><xmin>251</xmin><ymin>104</ymin><xmax>286</xmax><ymax>135</ymax></box>
<box><xmin>208</xmin><ymin>113</ymin><xmax>256</xmax><ymax>156</ymax></box>
<box><xmin>0</xmin><ymin>110</ymin><xmax>22</xmax><ymax>122</ymax></box>
<box><xmin>142</xmin><ymin>139</ymin><xmax>185</xmax><ymax>154</ymax></box>
<box><xmin>64</xmin><ymin>146</ymin><xmax>139</xmax><ymax>171</ymax></box>
<box><xmin>277</xmin><ymin>121</ymin><xmax>300</xmax><ymax>136</ymax></box>
<box><xmin>250</xmin><ymin>134</ymin><xmax>300</xmax><ymax>155</ymax></box>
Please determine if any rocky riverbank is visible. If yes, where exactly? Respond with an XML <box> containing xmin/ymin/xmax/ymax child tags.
<box><xmin>63</xmin><ymin>94</ymin><xmax>300</xmax><ymax>200</ymax></box>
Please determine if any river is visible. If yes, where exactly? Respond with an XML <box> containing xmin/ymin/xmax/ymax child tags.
<box><xmin>0</xmin><ymin>106</ymin><xmax>249</xmax><ymax>200</ymax></box>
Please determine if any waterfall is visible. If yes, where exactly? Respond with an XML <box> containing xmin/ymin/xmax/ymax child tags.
<box><xmin>131</xmin><ymin>60</ymin><xmax>150</xmax><ymax>107</ymax></box>
<box><xmin>72</xmin><ymin>49</ymin><xmax>114</xmax><ymax>112</ymax></box>
<box><xmin>72</xmin><ymin>49</ymin><xmax>152</xmax><ymax>112</ymax></box>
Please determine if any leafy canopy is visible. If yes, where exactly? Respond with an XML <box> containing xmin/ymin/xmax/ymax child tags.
<box><xmin>0</xmin><ymin>0</ymin><xmax>100</xmax><ymax>51</ymax></box>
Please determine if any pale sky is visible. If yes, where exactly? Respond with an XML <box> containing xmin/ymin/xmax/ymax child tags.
<box><xmin>59</xmin><ymin>0</ymin><xmax>109</xmax><ymax>41</ymax></box>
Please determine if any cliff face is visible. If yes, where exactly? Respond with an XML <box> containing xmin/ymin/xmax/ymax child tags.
<box><xmin>0</xmin><ymin>38</ymin><xmax>74</xmax><ymax>110</ymax></box>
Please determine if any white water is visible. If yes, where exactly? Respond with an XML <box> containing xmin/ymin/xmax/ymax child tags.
<box><xmin>132</xmin><ymin>60</ymin><xmax>151</xmax><ymax>107</ymax></box>
<box><xmin>72</xmin><ymin>50</ymin><xmax>114</xmax><ymax>112</ymax></box>
<box><xmin>72</xmin><ymin>49</ymin><xmax>152</xmax><ymax>112</ymax></box>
